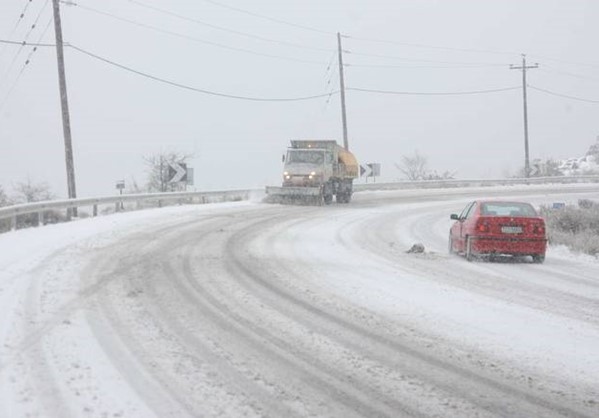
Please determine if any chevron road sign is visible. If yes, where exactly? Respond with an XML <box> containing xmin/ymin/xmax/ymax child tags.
<box><xmin>168</xmin><ymin>162</ymin><xmax>187</xmax><ymax>183</ymax></box>
<box><xmin>360</xmin><ymin>164</ymin><xmax>372</xmax><ymax>177</ymax></box>
<box><xmin>360</xmin><ymin>163</ymin><xmax>381</xmax><ymax>178</ymax></box>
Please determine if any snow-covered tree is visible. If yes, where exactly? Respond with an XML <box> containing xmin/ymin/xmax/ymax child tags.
<box><xmin>395</xmin><ymin>152</ymin><xmax>455</xmax><ymax>181</ymax></box>
<box><xmin>0</xmin><ymin>184</ymin><xmax>10</xmax><ymax>207</ymax></box>
<box><xmin>395</xmin><ymin>151</ymin><xmax>428</xmax><ymax>181</ymax></box>
<box><xmin>12</xmin><ymin>179</ymin><xmax>54</xmax><ymax>203</ymax></box>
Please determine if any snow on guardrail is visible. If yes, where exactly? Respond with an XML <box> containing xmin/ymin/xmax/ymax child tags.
<box><xmin>1</xmin><ymin>175</ymin><xmax>598</xmax><ymax>231</ymax></box>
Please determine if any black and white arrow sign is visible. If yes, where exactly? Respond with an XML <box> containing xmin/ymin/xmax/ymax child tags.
<box><xmin>360</xmin><ymin>164</ymin><xmax>372</xmax><ymax>177</ymax></box>
<box><xmin>168</xmin><ymin>162</ymin><xmax>187</xmax><ymax>183</ymax></box>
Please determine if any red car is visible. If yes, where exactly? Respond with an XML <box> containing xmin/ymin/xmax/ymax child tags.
<box><xmin>449</xmin><ymin>201</ymin><xmax>547</xmax><ymax>263</ymax></box>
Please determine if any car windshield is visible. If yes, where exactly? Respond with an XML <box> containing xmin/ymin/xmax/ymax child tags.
<box><xmin>480</xmin><ymin>202</ymin><xmax>538</xmax><ymax>217</ymax></box>
<box><xmin>287</xmin><ymin>150</ymin><xmax>324</xmax><ymax>164</ymax></box>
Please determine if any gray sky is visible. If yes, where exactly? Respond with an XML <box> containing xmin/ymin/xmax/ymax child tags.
<box><xmin>1</xmin><ymin>0</ymin><xmax>598</xmax><ymax>197</ymax></box>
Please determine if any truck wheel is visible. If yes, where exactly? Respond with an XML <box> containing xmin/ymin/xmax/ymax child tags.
<box><xmin>324</xmin><ymin>194</ymin><xmax>333</xmax><ymax>205</ymax></box>
<box><xmin>336</xmin><ymin>193</ymin><xmax>345</xmax><ymax>203</ymax></box>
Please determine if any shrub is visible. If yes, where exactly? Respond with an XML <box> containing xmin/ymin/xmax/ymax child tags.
<box><xmin>540</xmin><ymin>201</ymin><xmax>599</xmax><ymax>256</ymax></box>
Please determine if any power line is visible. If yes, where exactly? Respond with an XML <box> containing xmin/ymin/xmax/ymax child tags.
<box><xmin>0</xmin><ymin>18</ymin><xmax>54</xmax><ymax>112</ymax></box>
<box><xmin>118</xmin><ymin>0</ymin><xmax>599</xmax><ymax>73</ymax></box>
<box><xmin>528</xmin><ymin>54</ymin><xmax>599</xmax><ymax>70</ymax></box>
<box><xmin>344</xmin><ymin>35</ymin><xmax>519</xmax><ymax>57</ymax></box>
<box><xmin>197</xmin><ymin>0</ymin><xmax>335</xmax><ymax>36</ymax></box>
<box><xmin>0</xmin><ymin>0</ymin><xmax>51</xmax><ymax>91</ymax></box>
<box><xmin>539</xmin><ymin>65</ymin><xmax>599</xmax><ymax>83</ymax></box>
<box><xmin>528</xmin><ymin>85</ymin><xmax>599</xmax><ymax>104</ymax></box>
<box><xmin>1</xmin><ymin>1</ymin><xmax>50</xmax><ymax>67</ymax></box>
<box><xmin>70</xmin><ymin>44</ymin><xmax>339</xmax><ymax>102</ymax></box>
<box><xmin>346</xmin><ymin>62</ymin><xmax>507</xmax><ymax>69</ymax></box>
<box><xmin>346</xmin><ymin>50</ymin><xmax>507</xmax><ymax>67</ymax></box>
<box><xmin>70</xmin><ymin>3</ymin><xmax>329</xmax><ymax>66</ymax></box>
<box><xmin>0</xmin><ymin>0</ymin><xmax>34</xmax><ymax>59</ymax></box>
<box><xmin>347</xmin><ymin>86</ymin><xmax>521</xmax><ymax>96</ymax></box>
<box><xmin>0</xmin><ymin>38</ymin><xmax>55</xmax><ymax>47</ymax></box>
<box><xmin>123</xmin><ymin>0</ymin><xmax>333</xmax><ymax>53</ymax></box>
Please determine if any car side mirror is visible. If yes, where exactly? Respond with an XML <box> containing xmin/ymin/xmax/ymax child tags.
<box><xmin>450</xmin><ymin>214</ymin><xmax>459</xmax><ymax>220</ymax></box>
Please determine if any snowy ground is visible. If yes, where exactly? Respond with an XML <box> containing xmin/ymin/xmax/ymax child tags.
<box><xmin>1</xmin><ymin>184</ymin><xmax>598</xmax><ymax>417</ymax></box>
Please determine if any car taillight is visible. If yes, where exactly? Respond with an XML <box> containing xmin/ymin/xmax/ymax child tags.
<box><xmin>533</xmin><ymin>224</ymin><xmax>545</xmax><ymax>235</ymax></box>
<box><xmin>477</xmin><ymin>222</ymin><xmax>490</xmax><ymax>233</ymax></box>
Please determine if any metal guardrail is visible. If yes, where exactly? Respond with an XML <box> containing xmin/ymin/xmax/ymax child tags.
<box><xmin>1</xmin><ymin>175</ymin><xmax>598</xmax><ymax>232</ymax></box>
<box><xmin>0</xmin><ymin>189</ymin><xmax>260</xmax><ymax>231</ymax></box>
<box><xmin>355</xmin><ymin>175</ymin><xmax>599</xmax><ymax>191</ymax></box>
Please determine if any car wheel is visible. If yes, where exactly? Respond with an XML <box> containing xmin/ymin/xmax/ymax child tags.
<box><xmin>465</xmin><ymin>236</ymin><xmax>474</xmax><ymax>262</ymax></box>
<box><xmin>324</xmin><ymin>194</ymin><xmax>333</xmax><ymax>205</ymax></box>
<box><xmin>532</xmin><ymin>254</ymin><xmax>545</xmax><ymax>264</ymax></box>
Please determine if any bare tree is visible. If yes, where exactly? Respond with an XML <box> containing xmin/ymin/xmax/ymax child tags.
<box><xmin>144</xmin><ymin>152</ymin><xmax>192</xmax><ymax>192</ymax></box>
<box><xmin>10</xmin><ymin>180</ymin><xmax>58</xmax><ymax>228</ymax></box>
<box><xmin>12</xmin><ymin>179</ymin><xmax>54</xmax><ymax>203</ymax></box>
<box><xmin>0</xmin><ymin>184</ymin><xmax>10</xmax><ymax>207</ymax></box>
<box><xmin>395</xmin><ymin>151</ymin><xmax>429</xmax><ymax>180</ymax></box>
<box><xmin>0</xmin><ymin>185</ymin><xmax>10</xmax><ymax>232</ymax></box>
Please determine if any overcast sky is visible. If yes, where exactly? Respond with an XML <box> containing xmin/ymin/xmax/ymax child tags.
<box><xmin>1</xmin><ymin>0</ymin><xmax>598</xmax><ymax>197</ymax></box>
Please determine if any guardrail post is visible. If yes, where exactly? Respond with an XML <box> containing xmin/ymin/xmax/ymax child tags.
<box><xmin>38</xmin><ymin>211</ymin><xmax>44</xmax><ymax>227</ymax></box>
<box><xmin>93</xmin><ymin>204</ymin><xmax>98</xmax><ymax>217</ymax></box>
<box><xmin>158</xmin><ymin>200</ymin><xmax>162</xmax><ymax>208</ymax></box>
<box><xmin>11</xmin><ymin>215</ymin><xmax>17</xmax><ymax>231</ymax></box>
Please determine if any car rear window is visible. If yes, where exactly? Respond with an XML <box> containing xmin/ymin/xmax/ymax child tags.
<box><xmin>480</xmin><ymin>202</ymin><xmax>537</xmax><ymax>217</ymax></box>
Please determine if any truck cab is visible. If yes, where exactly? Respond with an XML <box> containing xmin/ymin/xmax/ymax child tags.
<box><xmin>283</xmin><ymin>148</ymin><xmax>334</xmax><ymax>187</ymax></box>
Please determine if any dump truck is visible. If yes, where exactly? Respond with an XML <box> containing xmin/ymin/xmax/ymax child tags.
<box><xmin>265</xmin><ymin>140</ymin><xmax>359</xmax><ymax>205</ymax></box>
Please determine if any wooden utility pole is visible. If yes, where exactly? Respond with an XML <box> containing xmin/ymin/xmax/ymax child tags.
<box><xmin>52</xmin><ymin>0</ymin><xmax>77</xmax><ymax>215</ymax></box>
<box><xmin>510</xmin><ymin>54</ymin><xmax>538</xmax><ymax>178</ymax></box>
<box><xmin>337</xmin><ymin>32</ymin><xmax>349</xmax><ymax>150</ymax></box>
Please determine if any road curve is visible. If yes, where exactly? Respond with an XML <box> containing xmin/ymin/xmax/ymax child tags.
<box><xmin>1</xmin><ymin>185</ymin><xmax>599</xmax><ymax>417</ymax></box>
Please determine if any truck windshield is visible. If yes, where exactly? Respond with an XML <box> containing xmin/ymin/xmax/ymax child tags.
<box><xmin>287</xmin><ymin>151</ymin><xmax>324</xmax><ymax>164</ymax></box>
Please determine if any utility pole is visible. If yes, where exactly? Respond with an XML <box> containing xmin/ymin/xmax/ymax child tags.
<box><xmin>510</xmin><ymin>54</ymin><xmax>538</xmax><ymax>178</ymax></box>
<box><xmin>52</xmin><ymin>0</ymin><xmax>77</xmax><ymax>216</ymax></box>
<box><xmin>337</xmin><ymin>32</ymin><xmax>349</xmax><ymax>150</ymax></box>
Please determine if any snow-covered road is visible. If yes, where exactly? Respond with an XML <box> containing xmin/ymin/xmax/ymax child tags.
<box><xmin>1</xmin><ymin>185</ymin><xmax>598</xmax><ymax>417</ymax></box>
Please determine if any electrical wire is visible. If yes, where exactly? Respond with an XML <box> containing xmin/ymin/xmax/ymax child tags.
<box><xmin>344</xmin><ymin>35</ymin><xmax>519</xmax><ymax>57</ymax></box>
<box><xmin>346</xmin><ymin>50</ymin><xmax>507</xmax><ymax>67</ymax></box>
<box><xmin>70</xmin><ymin>3</ymin><xmax>329</xmax><ymax>66</ymax></box>
<box><xmin>122</xmin><ymin>0</ymin><xmax>333</xmax><ymax>53</ymax></box>
<box><xmin>347</xmin><ymin>86</ymin><xmax>521</xmax><ymax>96</ymax></box>
<box><xmin>528</xmin><ymin>54</ymin><xmax>599</xmax><ymax>70</ymax></box>
<box><xmin>538</xmin><ymin>65</ymin><xmax>599</xmax><ymax>83</ymax></box>
<box><xmin>346</xmin><ymin>62</ymin><xmax>508</xmax><ymax>69</ymax></box>
<box><xmin>0</xmin><ymin>18</ymin><xmax>53</xmax><ymax>112</ymax></box>
<box><xmin>197</xmin><ymin>0</ymin><xmax>335</xmax><ymax>36</ymax></box>
<box><xmin>69</xmin><ymin>44</ymin><xmax>339</xmax><ymax>102</ymax></box>
<box><xmin>0</xmin><ymin>0</ymin><xmax>34</xmax><ymax>59</ymax></box>
<box><xmin>528</xmin><ymin>85</ymin><xmax>599</xmax><ymax>104</ymax></box>
<box><xmin>118</xmin><ymin>0</ymin><xmax>599</xmax><ymax>73</ymax></box>
<box><xmin>0</xmin><ymin>39</ymin><xmax>55</xmax><ymax>47</ymax></box>
<box><xmin>1</xmin><ymin>0</ymin><xmax>50</xmax><ymax>82</ymax></box>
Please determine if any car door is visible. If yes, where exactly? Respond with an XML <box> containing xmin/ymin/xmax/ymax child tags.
<box><xmin>460</xmin><ymin>202</ymin><xmax>478</xmax><ymax>243</ymax></box>
<box><xmin>451</xmin><ymin>202</ymin><xmax>474</xmax><ymax>251</ymax></box>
